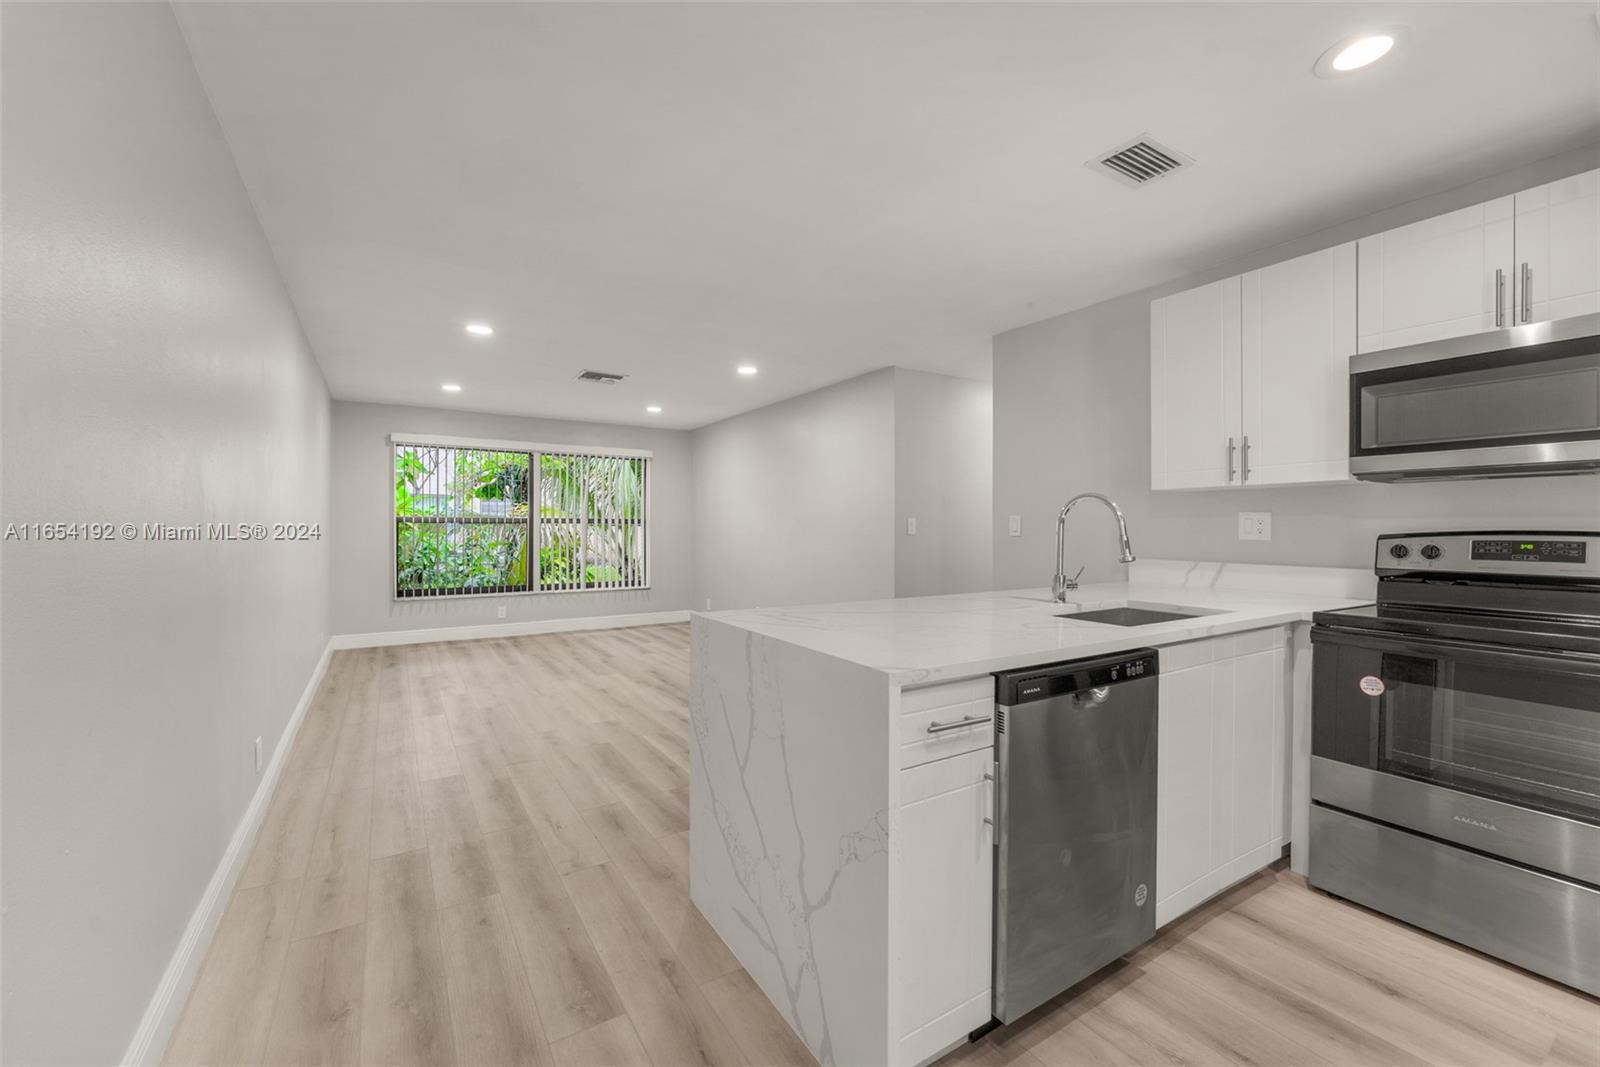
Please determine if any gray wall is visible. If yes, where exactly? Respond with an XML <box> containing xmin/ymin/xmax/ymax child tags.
<box><xmin>893</xmin><ymin>369</ymin><xmax>993</xmax><ymax>597</ymax></box>
<box><xmin>692</xmin><ymin>370</ymin><xmax>897</xmax><ymax>611</ymax></box>
<box><xmin>994</xmin><ymin>146</ymin><xmax>1600</xmax><ymax>591</ymax></box>
<box><xmin>0</xmin><ymin>6</ymin><xmax>332</xmax><ymax>1063</ymax></box>
<box><xmin>331</xmin><ymin>401</ymin><xmax>693</xmax><ymax>635</ymax></box>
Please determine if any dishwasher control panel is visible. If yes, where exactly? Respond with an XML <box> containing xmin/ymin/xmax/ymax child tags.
<box><xmin>998</xmin><ymin>649</ymin><xmax>1159</xmax><ymax>705</ymax></box>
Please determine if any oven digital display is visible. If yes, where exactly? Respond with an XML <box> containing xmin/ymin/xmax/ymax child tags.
<box><xmin>1470</xmin><ymin>539</ymin><xmax>1588</xmax><ymax>563</ymax></box>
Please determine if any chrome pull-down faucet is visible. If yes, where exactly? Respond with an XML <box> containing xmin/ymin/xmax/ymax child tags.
<box><xmin>1053</xmin><ymin>493</ymin><xmax>1136</xmax><ymax>601</ymax></box>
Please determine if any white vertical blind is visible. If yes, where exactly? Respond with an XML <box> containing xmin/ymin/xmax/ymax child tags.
<box><xmin>394</xmin><ymin>439</ymin><xmax>649</xmax><ymax>598</ymax></box>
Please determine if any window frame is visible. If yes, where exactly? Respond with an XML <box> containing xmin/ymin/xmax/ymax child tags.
<box><xmin>389</xmin><ymin>432</ymin><xmax>652</xmax><ymax>600</ymax></box>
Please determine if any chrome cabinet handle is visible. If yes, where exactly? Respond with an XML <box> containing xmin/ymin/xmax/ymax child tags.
<box><xmin>1241</xmin><ymin>435</ymin><xmax>1251</xmax><ymax>483</ymax></box>
<box><xmin>1495</xmin><ymin>268</ymin><xmax>1505</xmax><ymax>327</ymax></box>
<box><xmin>926</xmin><ymin>713</ymin><xmax>992</xmax><ymax>735</ymax></box>
<box><xmin>1521</xmin><ymin>262</ymin><xmax>1531</xmax><ymax>323</ymax></box>
<box><xmin>1226</xmin><ymin>436</ymin><xmax>1236</xmax><ymax>483</ymax></box>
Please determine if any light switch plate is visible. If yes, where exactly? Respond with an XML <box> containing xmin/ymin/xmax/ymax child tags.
<box><xmin>906</xmin><ymin>517</ymin><xmax>917</xmax><ymax>536</ymax></box>
<box><xmin>1238</xmin><ymin>512</ymin><xmax>1272</xmax><ymax>541</ymax></box>
<box><xmin>1008</xmin><ymin>515</ymin><xmax>1022</xmax><ymax>537</ymax></box>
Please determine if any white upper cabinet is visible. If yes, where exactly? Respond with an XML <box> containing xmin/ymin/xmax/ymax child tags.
<box><xmin>1150</xmin><ymin>276</ymin><xmax>1242</xmax><ymax>490</ymax></box>
<box><xmin>1513</xmin><ymin>169</ymin><xmax>1600</xmax><ymax>326</ymax></box>
<box><xmin>1152</xmin><ymin>167</ymin><xmax>1596</xmax><ymax>492</ymax></box>
<box><xmin>1357</xmin><ymin>197</ymin><xmax>1515</xmax><ymax>353</ymax></box>
<box><xmin>1241</xmin><ymin>243</ymin><xmax>1358</xmax><ymax>485</ymax></box>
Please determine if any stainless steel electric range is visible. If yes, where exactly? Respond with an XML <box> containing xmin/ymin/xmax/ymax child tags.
<box><xmin>1309</xmin><ymin>532</ymin><xmax>1600</xmax><ymax>996</ymax></box>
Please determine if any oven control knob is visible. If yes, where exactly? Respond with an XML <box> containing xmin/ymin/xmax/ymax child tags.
<box><xmin>1389</xmin><ymin>543</ymin><xmax>1410</xmax><ymax>559</ymax></box>
<box><xmin>1421</xmin><ymin>544</ymin><xmax>1443</xmax><ymax>560</ymax></box>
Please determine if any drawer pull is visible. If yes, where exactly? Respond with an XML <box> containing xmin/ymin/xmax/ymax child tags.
<box><xmin>926</xmin><ymin>714</ymin><xmax>992</xmax><ymax>735</ymax></box>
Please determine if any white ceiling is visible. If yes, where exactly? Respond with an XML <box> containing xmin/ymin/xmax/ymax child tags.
<box><xmin>175</xmin><ymin>2</ymin><xmax>1600</xmax><ymax>430</ymax></box>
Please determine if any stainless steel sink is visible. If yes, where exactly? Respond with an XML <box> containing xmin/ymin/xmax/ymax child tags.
<box><xmin>1056</xmin><ymin>606</ymin><xmax>1207</xmax><ymax>626</ymax></box>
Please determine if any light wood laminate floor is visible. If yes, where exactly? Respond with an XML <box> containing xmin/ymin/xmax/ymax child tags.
<box><xmin>166</xmin><ymin>626</ymin><xmax>1598</xmax><ymax>1067</ymax></box>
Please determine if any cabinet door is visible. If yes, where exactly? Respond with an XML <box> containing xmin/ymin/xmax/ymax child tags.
<box><xmin>1226</xmin><ymin>646</ymin><xmax>1286</xmax><ymax>862</ymax></box>
<box><xmin>1151</xmin><ymin>276</ymin><xmax>1242</xmax><ymax>490</ymax></box>
<box><xmin>896</xmin><ymin>749</ymin><xmax>993</xmax><ymax>1065</ymax></box>
<box><xmin>1241</xmin><ymin>244</ymin><xmax>1357</xmax><ymax>485</ymax></box>
<box><xmin>1156</xmin><ymin>632</ymin><xmax>1289</xmax><ymax>928</ymax></box>
<box><xmin>1156</xmin><ymin>661</ymin><xmax>1215</xmax><ymax>915</ymax></box>
<box><xmin>1357</xmin><ymin>196</ymin><xmax>1514</xmax><ymax>352</ymax></box>
<box><xmin>1514</xmin><ymin>169</ymin><xmax>1600</xmax><ymax>326</ymax></box>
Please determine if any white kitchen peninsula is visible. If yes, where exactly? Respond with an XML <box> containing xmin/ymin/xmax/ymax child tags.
<box><xmin>688</xmin><ymin>560</ymin><xmax>1373</xmax><ymax>1067</ymax></box>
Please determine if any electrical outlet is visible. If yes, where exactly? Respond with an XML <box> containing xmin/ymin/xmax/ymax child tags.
<box><xmin>1008</xmin><ymin>515</ymin><xmax>1022</xmax><ymax>537</ymax></box>
<box><xmin>497</xmin><ymin>604</ymin><xmax>507</xmax><ymax>619</ymax></box>
<box><xmin>253</xmin><ymin>736</ymin><xmax>263</xmax><ymax>774</ymax></box>
<box><xmin>906</xmin><ymin>517</ymin><xmax>917</xmax><ymax>536</ymax></box>
<box><xmin>706</xmin><ymin>598</ymin><xmax>712</xmax><ymax>611</ymax></box>
<box><xmin>1238</xmin><ymin>512</ymin><xmax>1272</xmax><ymax>541</ymax></box>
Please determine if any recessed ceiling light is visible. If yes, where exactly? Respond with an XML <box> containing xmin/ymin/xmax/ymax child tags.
<box><xmin>441</xmin><ymin>383</ymin><xmax>462</xmax><ymax>393</ymax></box>
<box><xmin>464</xmin><ymin>322</ymin><xmax>494</xmax><ymax>337</ymax></box>
<box><xmin>736</xmin><ymin>365</ymin><xmax>758</xmax><ymax>376</ymax></box>
<box><xmin>1314</xmin><ymin>27</ymin><xmax>1406</xmax><ymax>78</ymax></box>
<box><xmin>646</xmin><ymin>405</ymin><xmax>662</xmax><ymax>414</ymax></box>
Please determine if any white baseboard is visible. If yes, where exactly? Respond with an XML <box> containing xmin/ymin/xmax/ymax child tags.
<box><xmin>121</xmin><ymin>638</ymin><xmax>335</xmax><ymax>1067</ymax></box>
<box><xmin>330</xmin><ymin>608</ymin><xmax>691</xmax><ymax>649</ymax></box>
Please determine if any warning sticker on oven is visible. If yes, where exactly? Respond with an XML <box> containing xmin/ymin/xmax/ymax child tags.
<box><xmin>1359</xmin><ymin>675</ymin><xmax>1386</xmax><ymax>696</ymax></box>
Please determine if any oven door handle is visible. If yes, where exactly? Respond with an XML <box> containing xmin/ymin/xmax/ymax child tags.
<box><xmin>1311</xmin><ymin>625</ymin><xmax>1600</xmax><ymax>678</ymax></box>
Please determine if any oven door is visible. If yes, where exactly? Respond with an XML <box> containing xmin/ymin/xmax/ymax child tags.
<box><xmin>1310</xmin><ymin>626</ymin><xmax>1600</xmax><ymax>884</ymax></box>
<box><xmin>1348</xmin><ymin>316</ymin><xmax>1600</xmax><ymax>482</ymax></box>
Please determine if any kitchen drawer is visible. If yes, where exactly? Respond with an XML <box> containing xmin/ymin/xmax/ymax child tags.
<box><xmin>899</xmin><ymin>698</ymin><xmax>994</xmax><ymax>769</ymax></box>
<box><xmin>900</xmin><ymin>676</ymin><xmax>994</xmax><ymax>715</ymax></box>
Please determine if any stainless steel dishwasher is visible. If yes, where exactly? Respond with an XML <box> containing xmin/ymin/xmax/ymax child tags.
<box><xmin>991</xmin><ymin>648</ymin><xmax>1158</xmax><ymax>1023</ymax></box>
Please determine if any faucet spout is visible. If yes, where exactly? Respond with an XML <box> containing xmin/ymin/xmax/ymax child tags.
<box><xmin>1053</xmin><ymin>493</ymin><xmax>1136</xmax><ymax>602</ymax></box>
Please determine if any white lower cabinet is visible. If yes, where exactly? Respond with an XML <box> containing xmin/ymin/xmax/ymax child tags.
<box><xmin>1155</xmin><ymin>627</ymin><xmax>1289</xmax><ymax>926</ymax></box>
<box><xmin>895</xmin><ymin>746</ymin><xmax>994</xmax><ymax>1066</ymax></box>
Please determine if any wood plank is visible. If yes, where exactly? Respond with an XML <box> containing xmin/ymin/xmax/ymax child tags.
<box><xmin>361</xmin><ymin>850</ymin><xmax>455</xmax><ymax>1067</ymax></box>
<box><xmin>1148</xmin><ymin>929</ymin><xmax>1430</xmax><ymax>1066</ymax></box>
<box><xmin>562</xmin><ymin>861</ymin><xmax>745</xmax><ymax>1067</ymax></box>
<box><xmin>583</xmin><ymin>802</ymin><xmax>738</xmax><ymax>984</ymax></box>
<box><xmin>238</xmin><ymin>764</ymin><xmax>330</xmax><ymax>890</ymax></box>
<box><xmin>700</xmin><ymin>968</ymin><xmax>818</xmax><ymax>1067</ymax></box>
<box><xmin>1247</xmin><ymin>881</ymin><xmax>1599</xmax><ymax>1047</ymax></box>
<box><xmin>480</xmin><ymin>825</ymin><xmax>623</xmax><ymax>1041</ymax></box>
<box><xmin>163</xmin><ymin>879</ymin><xmax>301</xmax><ymax>1066</ymax></box>
<box><xmin>506</xmin><ymin>757</ymin><xmax>608</xmax><ymax>875</ymax></box>
<box><xmin>437</xmin><ymin>893</ymin><xmax>553</xmax><ymax>1066</ymax></box>
<box><xmin>455</xmin><ymin>742</ymin><xmax>533</xmax><ymax>834</ymax></box>
<box><xmin>370</xmin><ymin>754</ymin><xmax>428</xmax><ymax>859</ymax></box>
<box><xmin>415</xmin><ymin>713</ymin><xmax>461</xmax><ymax>781</ymax></box>
<box><xmin>586</xmin><ymin>741</ymin><xmax>688</xmax><ymax>836</ymax></box>
<box><xmin>1224</xmin><ymin>891</ymin><xmax>1558</xmax><ymax>1065</ymax></box>
<box><xmin>549</xmin><ymin>1017</ymin><xmax>651</xmax><ymax>1067</ymax></box>
<box><xmin>293</xmin><ymin>780</ymin><xmax>373</xmax><ymax>939</ymax></box>
<box><xmin>420</xmin><ymin>775</ymin><xmax>497</xmax><ymax>907</ymax></box>
<box><xmin>262</xmin><ymin>923</ymin><xmax>366</xmax><ymax>1067</ymax></box>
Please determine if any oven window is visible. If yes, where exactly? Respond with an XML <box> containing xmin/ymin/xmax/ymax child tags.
<box><xmin>1379</xmin><ymin>653</ymin><xmax>1600</xmax><ymax>823</ymax></box>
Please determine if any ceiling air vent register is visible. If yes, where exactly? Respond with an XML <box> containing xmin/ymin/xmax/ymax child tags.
<box><xmin>1088</xmin><ymin>135</ymin><xmax>1194</xmax><ymax>188</ymax></box>
<box><xmin>575</xmin><ymin>369</ymin><xmax>628</xmax><ymax>384</ymax></box>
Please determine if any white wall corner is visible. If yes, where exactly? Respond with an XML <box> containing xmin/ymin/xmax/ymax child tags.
<box><xmin>330</xmin><ymin>608</ymin><xmax>692</xmax><ymax>649</ymax></box>
<box><xmin>120</xmin><ymin>639</ymin><xmax>335</xmax><ymax>1067</ymax></box>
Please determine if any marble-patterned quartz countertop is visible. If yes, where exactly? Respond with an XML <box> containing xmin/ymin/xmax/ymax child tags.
<box><xmin>696</xmin><ymin>559</ymin><xmax>1376</xmax><ymax>685</ymax></box>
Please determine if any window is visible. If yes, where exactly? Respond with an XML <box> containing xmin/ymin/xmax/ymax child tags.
<box><xmin>393</xmin><ymin>436</ymin><xmax>649</xmax><ymax>598</ymax></box>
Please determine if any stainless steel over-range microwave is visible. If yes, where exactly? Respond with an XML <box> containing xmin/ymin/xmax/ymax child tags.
<box><xmin>1349</xmin><ymin>313</ymin><xmax>1600</xmax><ymax>482</ymax></box>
